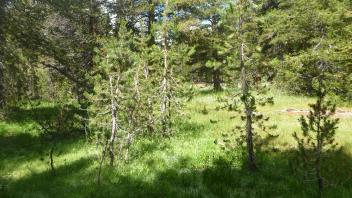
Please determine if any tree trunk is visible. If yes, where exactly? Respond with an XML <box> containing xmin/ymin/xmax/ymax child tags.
<box><xmin>210</xmin><ymin>15</ymin><xmax>222</xmax><ymax>92</ymax></box>
<box><xmin>89</xmin><ymin>0</ymin><xmax>97</xmax><ymax>70</ymax></box>
<box><xmin>238</xmin><ymin>5</ymin><xmax>257</xmax><ymax>171</ymax></box>
<box><xmin>90</xmin><ymin>0</ymin><xmax>97</xmax><ymax>38</ymax></box>
<box><xmin>108</xmin><ymin>75</ymin><xmax>118</xmax><ymax>166</ymax></box>
<box><xmin>124</xmin><ymin>127</ymin><xmax>133</xmax><ymax>161</ymax></box>
<box><xmin>240</xmin><ymin>42</ymin><xmax>257</xmax><ymax>171</ymax></box>
<box><xmin>160</xmin><ymin>0</ymin><xmax>170</xmax><ymax>136</ymax></box>
<box><xmin>315</xmin><ymin>91</ymin><xmax>324</xmax><ymax>197</ymax></box>
<box><xmin>114</xmin><ymin>0</ymin><xmax>121</xmax><ymax>35</ymax></box>
<box><xmin>147</xmin><ymin>0</ymin><xmax>155</xmax><ymax>45</ymax></box>
<box><xmin>245</xmin><ymin>101</ymin><xmax>256</xmax><ymax>171</ymax></box>
<box><xmin>144</xmin><ymin>63</ymin><xmax>155</xmax><ymax>134</ymax></box>
<box><xmin>212</xmin><ymin>69</ymin><xmax>222</xmax><ymax>91</ymax></box>
<box><xmin>0</xmin><ymin>0</ymin><xmax>6</xmax><ymax>108</ymax></box>
<box><xmin>29</xmin><ymin>66</ymin><xmax>40</xmax><ymax>100</ymax></box>
<box><xmin>49</xmin><ymin>142</ymin><xmax>56</xmax><ymax>175</ymax></box>
<box><xmin>125</xmin><ymin>68</ymin><xmax>140</xmax><ymax>161</ymax></box>
<box><xmin>316</xmin><ymin>145</ymin><xmax>323</xmax><ymax>198</ymax></box>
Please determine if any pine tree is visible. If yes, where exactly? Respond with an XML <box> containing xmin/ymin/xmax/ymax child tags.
<box><xmin>157</xmin><ymin>0</ymin><xmax>195</xmax><ymax>136</ymax></box>
<box><xmin>88</xmin><ymin>23</ymin><xmax>137</xmax><ymax>166</ymax></box>
<box><xmin>260</xmin><ymin>0</ymin><xmax>352</xmax><ymax>100</ymax></box>
<box><xmin>216</xmin><ymin>0</ymin><xmax>277</xmax><ymax>171</ymax></box>
<box><xmin>293</xmin><ymin>68</ymin><xmax>339</xmax><ymax>197</ymax></box>
<box><xmin>193</xmin><ymin>0</ymin><xmax>228</xmax><ymax>91</ymax></box>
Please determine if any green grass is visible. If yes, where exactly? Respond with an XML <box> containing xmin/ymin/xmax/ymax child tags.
<box><xmin>1</xmin><ymin>88</ymin><xmax>352</xmax><ymax>198</ymax></box>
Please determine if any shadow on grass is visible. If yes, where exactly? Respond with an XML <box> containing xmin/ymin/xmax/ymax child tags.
<box><xmin>4</xmin><ymin>104</ymin><xmax>84</xmax><ymax>124</ymax></box>
<box><xmin>0</xmin><ymin>103</ymin><xmax>86</xmax><ymax>171</ymax></box>
<box><xmin>0</xmin><ymin>130</ymin><xmax>85</xmax><ymax>176</ymax></box>
<box><xmin>1</xmin><ymin>157</ymin><xmax>95</xmax><ymax>198</ymax></box>
<box><xmin>2</xmin><ymin>148</ymin><xmax>352</xmax><ymax>198</ymax></box>
<box><xmin>4</xmin><ymin>106</ymin><xmax>62</xmax><ymax>124</ymax></box>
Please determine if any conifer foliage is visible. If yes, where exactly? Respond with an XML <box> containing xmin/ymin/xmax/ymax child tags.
<box><xmin>215</xmin><ymin>0</ymin><xmax>277</xmax><ymax>171</ymax></box>
<box><xmin>293</xmin><ymin>65</ymin><xmax>340</xmax><ymax>197</ymax></box>
<box><xmin>0</xmin><ymin>0</ymin><xmax>351</xmax><ymax>195</ymax></box>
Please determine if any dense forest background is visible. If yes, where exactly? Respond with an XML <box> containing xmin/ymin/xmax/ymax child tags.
<box><xmin>0</xmin><ymin>0</ymin><xmax>351</xmax><ymax>197</ymax></box>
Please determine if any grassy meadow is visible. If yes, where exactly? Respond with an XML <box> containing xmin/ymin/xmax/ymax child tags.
<box><xmin>1</xmin><ymin>88</ymin><xmax>352</xmax><ymax>198</ymax></box>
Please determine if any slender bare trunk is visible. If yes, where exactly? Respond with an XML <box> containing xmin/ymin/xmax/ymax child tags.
<box><xmin>210</xmin><ymin>16</ymin><xmax>222</xmax><ymax>91</ymax></box>
<box><xmin>160</xmin><ymin>0</ymin><xmax>170</xmax><ymax>136</ymax></box>
<box><xmin>213</xmin><ymin>69</ymin><xmax>222</xmax><ymax>91</ymax></box>
<box><xmin>124</xmin><ymin>67</ymin><xmax>141</xmax><ymax>161</ymax></box>
<box><xmin>90</xmin><ymin>0</ymin><xmax>97</xmax><ymax>38</ymax></box>
<box><xmin>316</xmin><ymin>142</ymin><xmax>323</xmax><ymax>198</ymax></box>
<box><xmin>108</xmin><ymin>75</ymin><xmax>118</xmax><ymax>166</ymax></box>
<box><xmin>134</xmin><ymin>65</ymin><xmax>141</xmax><ymax>101</ymax></box>
<box><xmin>125</xmin><ymin>122</ymin><xmax>133</xmax><ymax>161</ymax></box>
<box><xmin>238</xmin><ymin>6</ymin><xmax>257</xmax><ymax>171</ymax></box>
<box><xmin>145</xmin><ymin>0</ymin><xmax>156</xmax><ymax>132</ymax></box>
<box><xmin>114</xmin><ymin>0</ymin><xmax>121</xmax><ymax>35</ymax></box>
<box><xmin>240</xmin><ymin>41</ymin><xmax>257</xmax><ymax>171</ymax></box>
<box><xmin>88</xmin><ymin>0</ymin><xmax>97</xmax><ymax>71</ymax></box>
<box><xmin>147</xmin><ymin>0</ymin><xmax>155</xmax><ymax>45</ymax></box>
<box><xmin>0</xmin><ymin>0</ymin><xmax>6</xmax><ymax>108</ymax></box>
<box><xmin>49</xmin><ymin>142</ymin><xmax>56</xmax><ymax>175</ymax></box>
<box><xmin>315</xmin><ymin>86</ymin><xmax>323</xmax><ymax>197</ymax></box>
<box><xmin>144</xmin><ymin>62</ymin><xmax>154</xmax><ymax>134</ymax></box>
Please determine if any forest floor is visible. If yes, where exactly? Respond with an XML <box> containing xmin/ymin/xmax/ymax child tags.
<box><xmin>1</xmin><ymin>88</ymin><xmax>352</xmax><ymax>198</ymax></box>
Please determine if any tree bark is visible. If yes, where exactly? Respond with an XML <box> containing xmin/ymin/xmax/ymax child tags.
<box><xmin>240</xmin><ymin>41</ymin><xmax>257</xmax><ymax>171</ymax></box>
<box><xmin>49</xmin><ymin>142</ymin><xmax>56</xmax><ymax>175</ymax></box>
<box><xmin>316</xmin><ymin>142</ymin><xmax>323</xmax><ymax>198</ymax></box>
<box><xmin>125</xmin><ymin>123</ymin><xmax>133</xmax><ymax>161</ymax></box>
<box><xmin>143</xmin><ymin>62</ymin><xmax>155</xmax><ymax>134</ymax></box>
<box><xmin>108</xmin><ymin>75</ymin><xmax>118</xmax><ymax>166</ymax></box>
<box><xmin>160</xmin><ymin>0</ymin><xmax>170</xmax><ymax>136</ymax></box>
<box><xmin>145</xmin><ymin>0</ymin><xmax>156</xmax><ymax>133</ymax></box>
<box><xmin>89</xmin><ymin>0</ymin><xmax>97</xmax><ymax>70</ymax></box>
<box><xmin>212</xmin><ymin>69</ymin><xmax>222</xmax><ymax>91</ymax></box>
<box><xmin>90</xmin><ymin>0</ymin><xmax>97</xmax><ymax>38</ymax></box>
<box><xmin>210</xmin><ymin>15</ymin><xmax>222</xmax><ymax>92</ymax></box>
<box><xmin>114</xmin><ymin>0</ymin><xmax>121</xmax><ymax>35</ymax></box>
<box><xmin>147</xmin><ymin>0</ymin><xmax>155</xmax><ymax>45</ymax></box>
<box><xmin>125</xmin><ymin>67</ymin><xmax>141</xmax><ymax>161</ymax></box>
<box><xmin>238</xmin><ymin>4</ymin><xmax>257</xmax><ymax>171</ymax></box>
<box><xmin>29</xmin><ymin>66</ymin><xmax>40</xmax><ymax>99</ymax></box>
<box><xmin>315</xmin><ymin>83</ymin><xmax>324</xmax><ymax>197</ymax></box>
<box><xmin>0</xmin><ymin>0</ymin><xmax>6</xmax><ymax>108</ymax></box>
